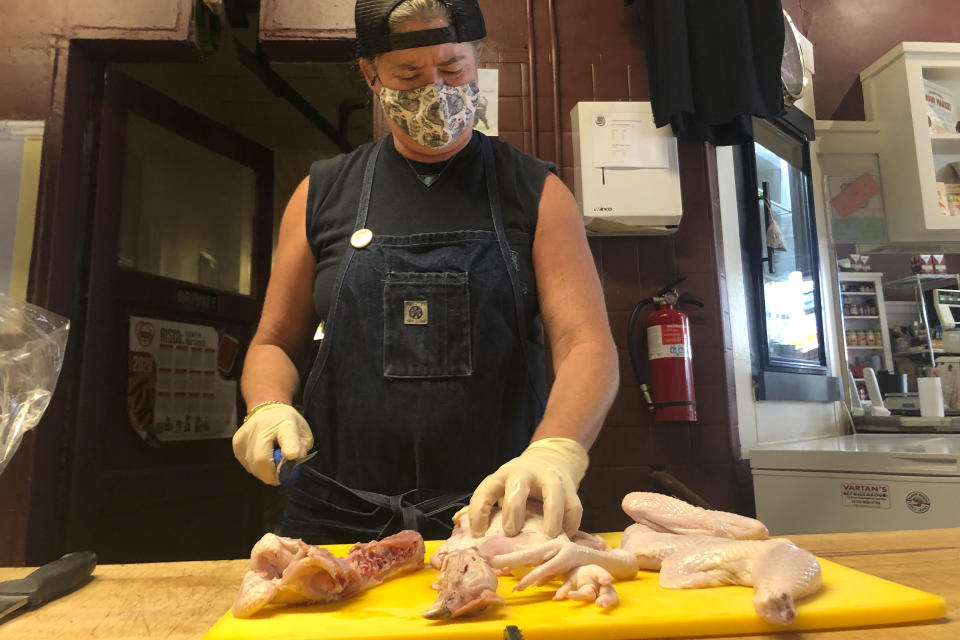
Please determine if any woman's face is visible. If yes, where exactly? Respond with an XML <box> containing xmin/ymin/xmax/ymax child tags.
<box><xmin>362</xmin><ymin>18</ymin><xmax>478</xmax><ymax>92</ymax></box>
<box><xmin>360</xmin><ymin>18</ymin><xmax>480</xmax><ymax>156</ymax></box>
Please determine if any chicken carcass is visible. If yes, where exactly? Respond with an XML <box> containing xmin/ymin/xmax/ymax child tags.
<box><xmin>622</xmin><ymin>492</ymin><xmax>769</xmax><ymax>539</ymax></box>
<box><xmin>232</xmin><ymin>530</ymin><xmax>425</xmax><ymax>618</ymax></box>
<box><xmin>423</xmin><ymin>549</ymin><xmax>505</xmax><ymax>619</ymax></box>
<box><xmin>424</xmin><ymin>505</ymin><xmax>637</xmax><ymax>618</ymax></box>
<box><xmin>659</xmin><ymin>537</ymin><xmax>823</xmax><ymax>625</ymax></box>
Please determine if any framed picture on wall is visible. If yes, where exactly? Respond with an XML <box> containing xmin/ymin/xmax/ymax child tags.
<box><xmin>825</xmin><ymin>172</ymin><xmax>887</xmax><ymax>244</ymax></box>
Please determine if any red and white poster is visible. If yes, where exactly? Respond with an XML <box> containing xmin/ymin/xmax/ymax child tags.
<box><xmin>128</xmin><ymin>316</ymin><xmax>238</xmax><ymax>442</ymax></box>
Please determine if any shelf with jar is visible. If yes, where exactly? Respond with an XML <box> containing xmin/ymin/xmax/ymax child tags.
<box><xmin>839</xmin><ymin>272</ymin><xmax>894</xmax><ymax>387</ymax></box>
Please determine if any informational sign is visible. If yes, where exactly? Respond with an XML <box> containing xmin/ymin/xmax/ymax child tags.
<box><xmin>647</xmin><ymin>324</ymin><xmax>690</xmax><ymax>360</ymax></box>
<box><xmin>474</xmin><ymin>68</ymin><xmax>499</xmax><ymax>137</ymax></box>
<box><xmin>128</xmin><ymin>315</ymin><xmax>238</xmax><ymax>442</ymax></box>
<box><xmin>592</xmin><ymin>113</ymin><xmax>669</xmax><ymax>169</ymax></box>
<box><xmin>840</xmin><ymin>482</ymin><xmax>890</xmax><ymax>509</ymax></box>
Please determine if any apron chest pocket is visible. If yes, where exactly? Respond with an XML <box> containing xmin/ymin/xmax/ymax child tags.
<box><xmin>383</xmin><ymin>271</ymin><xmax>472</xmax><ymax>378</ymax></box>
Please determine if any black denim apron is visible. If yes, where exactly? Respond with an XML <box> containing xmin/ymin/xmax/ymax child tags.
<box><xmin>282</xmin><ymin>135</ymin><xmax>547</xmax><ymax>544</ymax></box>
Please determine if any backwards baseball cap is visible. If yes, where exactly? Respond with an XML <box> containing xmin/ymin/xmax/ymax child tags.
<box><xmin>355</xmin><ymin>0</ymin><xmax>486</xmax><ymax>58</ymax></box>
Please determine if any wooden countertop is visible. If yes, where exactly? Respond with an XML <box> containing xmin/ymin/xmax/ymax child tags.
<box><xmin>0</xmin><ymin>528</ymin><xmax>956</xmax><ymax>639</ymax></box>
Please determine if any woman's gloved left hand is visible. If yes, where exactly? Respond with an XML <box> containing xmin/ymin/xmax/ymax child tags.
<box><xmin>468</xmin><ymin>437</ymin><xmax>589</xmax><ymax>538</ymax></box>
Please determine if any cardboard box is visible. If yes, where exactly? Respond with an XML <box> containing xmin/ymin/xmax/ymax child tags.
<box><xmin>945</xmin><ymin>183</ymin><xmax>960</xmax><ymax>218</ymax></box>
<box><xmin>911</xmin><ymin>254</ymin><xmax>945</xmax><ymax>274</ymax></box>
<box><xmin>937</xmin><ymin>182</ymin><xmax>951</xmax><ymax>216</ymax></box>
<box><xmin>925</xmin><ymin>79</ymin><xmax>955</xmax><ymax>134</ymax></box>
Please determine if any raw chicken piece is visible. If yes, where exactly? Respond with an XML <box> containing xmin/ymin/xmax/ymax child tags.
<box><xmin>619</xmin><ymin>523</ymin><xmax>732</xmax><ymax>570</ymax></box>
<box><xmin>423</xmin><ymin>549</ymin><xmax>505</xmax><ymax>619</ymax></box>
<box><xmin>622</xmin><ymin>492</ymin><xmax>769</xmax><ymax>539</ymax></box>
<box><xmin>659</xmin><ymin>538</ymin><xmax>822</xmax><ymax>625</ymax></box>
<box><xmin>488</xmin><ymin>536</ymin><xmax>638</xmax><ymax>591</ymax></box>
<box><xmin>554</xmin><ymin>565</ymin><xmax>619</xmax><ymax>608</ymax></box>
<box><xmin>346</xmin><ymin>531</ymin><xmax>427</xmax><ymax>581</ymax></box>
<box><xmin>425</xmin><ymin>504</ymin><xmax>633</xmax><ymax>616</ymax></box>
<box><xmin>430</xmin><ymin>506</ymin><xmax>607</xmax><ymax>570</ymax></box>
<box><xmin>232</xmin><ymin>530</ymin><xmax>425</xmax><ymax>618</ymax></box>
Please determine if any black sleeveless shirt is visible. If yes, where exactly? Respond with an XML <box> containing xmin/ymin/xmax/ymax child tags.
<box><xmin>305</xmin><ymin>131</ymin><xmax>556</xmax><ymax>338</ymax></box>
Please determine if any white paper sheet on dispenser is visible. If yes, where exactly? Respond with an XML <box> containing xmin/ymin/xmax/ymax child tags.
<box><xmin>592</xmin><ymin>114</ymin><xmax>669</xmax><ymax>169</ymax></box>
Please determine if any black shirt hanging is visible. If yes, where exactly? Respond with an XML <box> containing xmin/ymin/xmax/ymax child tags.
<box><xmin>625</xmin><ymin>0</ymin><xmax>785</xmax><ymax>146</ymax></box>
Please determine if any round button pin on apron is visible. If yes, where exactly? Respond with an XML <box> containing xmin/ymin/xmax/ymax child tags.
<box><xmin>351</xmin><ymin>228</ymin><xmax>373</xmax><ymax>248</ymax></box>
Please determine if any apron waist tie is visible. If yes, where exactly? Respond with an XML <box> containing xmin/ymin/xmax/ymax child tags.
<box><xmin>350</xmin><ymin>484</ymin><xmax>473</xmax><ymax>538</ymax></box>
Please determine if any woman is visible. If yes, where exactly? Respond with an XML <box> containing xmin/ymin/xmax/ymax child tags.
<box><xmin>233</xmin><ymin>0</ymin><xmax>618</xmax><ymax>544</ymax></box>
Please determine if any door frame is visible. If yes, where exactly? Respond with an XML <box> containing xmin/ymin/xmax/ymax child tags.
<box><xmin>65</xmin><ymin>69</ymin><xmax>274</xmax><ymax>558</ymax></box>
<box><xmin>0</xmin><ymin>36</ymin><xmax>276</xmax><ymax>564</ymax></box>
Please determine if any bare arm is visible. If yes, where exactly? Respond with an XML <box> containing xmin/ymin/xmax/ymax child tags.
<box><xmin>530</xmin><ymin>173</ymin><xmax>619</xmax><ymax>450</ymax></box>
<box><xmin>240</xmin><ymin>176</ymin><xmax>319</xmax><ymax>409</ymax></box>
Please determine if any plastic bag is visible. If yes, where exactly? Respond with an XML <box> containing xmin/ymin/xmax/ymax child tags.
<box><xmin>0</xmin><ymin>296</ymin><xmax>70</xmax><ymax>477</ymax></box>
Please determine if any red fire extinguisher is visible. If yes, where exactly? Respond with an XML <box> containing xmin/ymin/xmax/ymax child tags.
<box><xmin>628</xmin><ymin>278</ymin><xmax>703</xmax><ymax>422</ymax></box>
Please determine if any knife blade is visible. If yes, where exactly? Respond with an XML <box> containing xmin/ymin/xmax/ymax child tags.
<box><xmin>0</xmin><ymin>551</ymin><xmax>97</xmax><ymax>622</ymax></box>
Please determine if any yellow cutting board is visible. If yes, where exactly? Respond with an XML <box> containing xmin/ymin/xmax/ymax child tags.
<box><xmin>204</xmin><ymin>533</ymin><xmax>946</xmax><ymax>640</ymax></box>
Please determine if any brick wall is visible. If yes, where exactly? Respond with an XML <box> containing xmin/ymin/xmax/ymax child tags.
<box><xmin>471</xmin><ymin>1</ymin><xmax>744</xmax><ymax>530</ymax></box>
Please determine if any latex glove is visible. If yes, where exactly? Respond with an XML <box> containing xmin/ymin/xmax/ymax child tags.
<box><xmin>468</xmin><ymin>437</ymin><xmax>588</xmax><ymax>538</ymax></box>
<box><xmin>232</xmin><ymin>403</ymin><xmax>313</xmax><ymax>485</ymax></box>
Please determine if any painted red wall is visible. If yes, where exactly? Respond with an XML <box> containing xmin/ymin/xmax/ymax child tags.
<box><xmin>782</xmin><ymin>0</ymin><xmax>960</xmax><ymax>120</ymax></box>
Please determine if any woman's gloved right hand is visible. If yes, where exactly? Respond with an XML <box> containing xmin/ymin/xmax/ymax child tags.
<box><xmin>232</xmin><ymin>402</ymin><xmax>313</xmax><ymax>485</ymax></box>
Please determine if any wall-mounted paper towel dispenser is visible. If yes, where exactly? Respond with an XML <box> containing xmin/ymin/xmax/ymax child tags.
<box><xmin>571</xmin><ymin>102</ymin><xmax>683</xmax><ymax>234</ymax></box>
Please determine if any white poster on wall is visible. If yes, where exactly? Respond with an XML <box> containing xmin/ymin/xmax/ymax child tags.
<box><xmin>474</xmin><ymin>68</ymin><xmax>499</xmax><ymax>137</ymax></box>
<box><xmin>128</xmin><ymin>315</ymin><xmax>238</xmax><ymax>442</ymax></box>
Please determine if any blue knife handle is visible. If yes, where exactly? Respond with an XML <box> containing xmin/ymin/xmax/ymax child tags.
<box><xmin>0</xmin><ymin>551</ymin><xmax>97</xmax><ymax>606</ymax></box>
<box><xmin>273</xmin><ymin>448</ymin><xmax>302</xmax><ymax>486</ymax></box>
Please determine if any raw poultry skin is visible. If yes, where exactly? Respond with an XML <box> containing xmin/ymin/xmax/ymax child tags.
<box><xmin>425</xmin><ymin>506</ymin><xmax>638</xmax><ymax>618</ymax></box>
<box><xmin>232</xmin><ymin>530</ymin><xmax>425</xmax><ymax>618</ymax></box>
<box><xmin>622</xmin><ymin>492</ymin><xmax>769</xmax><ymax>539</ymax></box>
<box><xmin>658</xmin><ymin>538</ymin><xmax>823</xmax><ymax>625</ymax></box>
<box><xmin>619</xmin><ymin>493</ymin><xmax>822</xmax><ymax>625</ymax></box>
<box><xmin>423</xmin><ymin>549</ymin><xmax>505</xmax><ymax>619</ymax></box>
<box><xmin>619</xmin><ymin>523</ymin><xmax>733</xmax><ymax>570</ymax></box>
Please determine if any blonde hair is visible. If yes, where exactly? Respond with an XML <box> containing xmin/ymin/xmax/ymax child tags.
<box><xmin>388</xmin><ymin>0</ymin><xmax>454</xmax><ymax>31</ymax></box>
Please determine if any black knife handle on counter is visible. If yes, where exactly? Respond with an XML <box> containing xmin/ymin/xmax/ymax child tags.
<box><xmin>503</xmin><ymin>625</ymin><xmax>524</xmax><ymax>640</ymax></box>
<box><xmin>0</xmin><ymin>551</ymin><xmax>97</xmax><ymax>606</ymax></box>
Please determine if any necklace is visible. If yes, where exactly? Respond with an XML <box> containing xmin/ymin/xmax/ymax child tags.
<box><xmin>401</xmin><ymin>153</ymin><xmax>452</xmax><ymax>188</ymax></box>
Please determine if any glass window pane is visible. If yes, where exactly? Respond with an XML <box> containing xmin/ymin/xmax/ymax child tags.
<box><xmin>117</xmin><ymin>113</ymin><xmax>255</xmax><ymax>294</ymax></box>
<box><xmin>754</xmin><ymin>123</ymin><xmax>822</xmax><ymax>365</ymax></box>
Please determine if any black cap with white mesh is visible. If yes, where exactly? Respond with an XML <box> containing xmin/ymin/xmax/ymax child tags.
<box><xmin>355</xmin><ymin>0</ymin><xmax>486</xmax><ymax>57</ymax></box>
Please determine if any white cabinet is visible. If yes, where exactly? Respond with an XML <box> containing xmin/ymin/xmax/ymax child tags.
<box><xmin>838</xmin><ymin>272</ymin><xmax>893</xmax><ymax>396</ymax></box>
<box><xmin>860</xmin><ymin>42</ymin><xmax>960</xmax><ymax>242</ymax></box>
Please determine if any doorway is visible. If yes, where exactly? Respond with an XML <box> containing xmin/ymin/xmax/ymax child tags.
<box><xmin>40</xmin><ymin>5</ymin><xmax>372</xmax><ymax>563</ymax></box>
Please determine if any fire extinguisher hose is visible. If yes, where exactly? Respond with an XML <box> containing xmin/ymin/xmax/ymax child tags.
<box><xmin>627</xmin><ymin>298</ymin><xmax>655</xmax><ymax>391</ymax></box>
